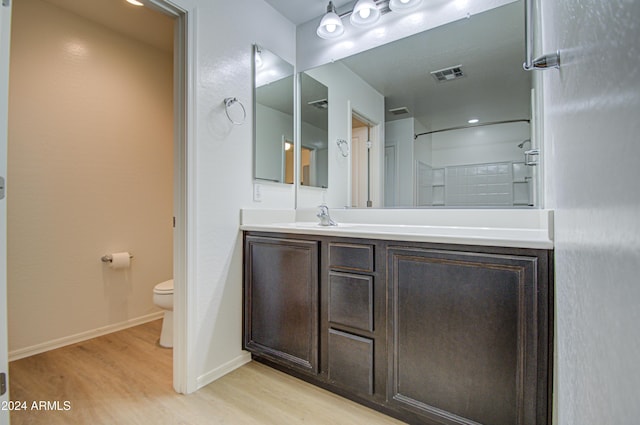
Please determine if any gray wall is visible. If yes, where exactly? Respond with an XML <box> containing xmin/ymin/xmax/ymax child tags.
<box><xmin>541</xmin><ymin>0</ymin><xmax>640</xmax><ymax>423</ymax></box>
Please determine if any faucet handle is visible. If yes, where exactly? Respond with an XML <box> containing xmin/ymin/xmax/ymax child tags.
<box><xmin>316</xmin><ymin>204</ymin><xmax>336</xmax><ymax>226</ymax></box>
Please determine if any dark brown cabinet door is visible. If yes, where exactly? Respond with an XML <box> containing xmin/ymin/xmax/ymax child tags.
<box><xmin>244</xmin><ymin>235</ymin><xmax>319</xmax><ymax>375</ymax></box>
<box><xmin>387</xmin><ymin>247</ymin><xmax>549</xmax><ymax>425</ymax></box>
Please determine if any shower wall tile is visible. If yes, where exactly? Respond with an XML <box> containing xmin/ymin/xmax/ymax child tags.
<box><xmin>512</xmin><ymin>162</ymin><xmax>530</xmax><ymax>182</ymax></box>
<box><xmin>444</xmin><ymin>162</ymin><xmax>514</xmax><ymax>206</ymax></box>
<box><xmin>432</xmin><ymin>168</ymin><xmax>445</xmax><ymax>186</ymax></box>
<box><xmin>432</xmin><ymin>185</ymin><xmax>445</xmax><ymax>205</ymax></box>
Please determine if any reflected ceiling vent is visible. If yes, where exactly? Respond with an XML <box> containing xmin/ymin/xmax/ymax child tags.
<box><xmin>389</xmin><ymin>106</ymin><xmax>410</xmax><ymax>116</ymax></box>
<box><xmin>430</xmin><ymin>64</ymin><xmax>465</xmax><ymax>82</ymax></box>
<box><xmin>307</xmin><ymin>99</ymin><xmax>328</xmax><ymax>110</ymax></box>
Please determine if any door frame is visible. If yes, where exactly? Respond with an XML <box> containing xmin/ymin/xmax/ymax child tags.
<box><xmin>146</xmin><ymin>0</ymin><xmax>195</xmax><ymax>395</ymax></box>
<box><xmin>349</xmin><ymin>109</ymin><xmax>381</xmax><ymax>208</ymax></box>
<box><xmin>0</xmin><ymin>0</ymin><xmax>12</xmax><ymax>422</ymax></box>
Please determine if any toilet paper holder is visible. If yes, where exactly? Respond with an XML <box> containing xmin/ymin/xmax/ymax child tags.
<box><xmin>101</xmin><ymin>253</ymin><xmax>134</xmax><ymax>263</ymax></box>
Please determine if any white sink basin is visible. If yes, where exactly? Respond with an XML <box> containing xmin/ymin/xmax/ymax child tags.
<box><xmin>276</xmin><ymin>221</ymin><xmax>353</xmax><ymax>229</ymax></box>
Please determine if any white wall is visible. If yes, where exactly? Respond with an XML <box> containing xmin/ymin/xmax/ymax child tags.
<box><xmin>7</xmin><ymin>0</ymin><xmax>173</xmax><ymax>357</ymax></box>
<box><xmin>430</xmin><ymin>122</ymin><xmax>529</xmax><ymax>167</ymax></box>
<box><xmin>540</xmin><ymin>0</ymin><xmax>640</xmax><ymax>423</ymax></box>
<box><xmin>186</xmin><ymin>0</ymin><xmax>295</xmax><ymax>389</ymax></box>
<box><xmin>299</xmin><ymin>61</ymin><xmax>384</xmax><ymax>209</ymax></box>
<box><xmin>254</xmin><ymin>103</ymin><xmax>293</xmax><ymax>182</ymax></box>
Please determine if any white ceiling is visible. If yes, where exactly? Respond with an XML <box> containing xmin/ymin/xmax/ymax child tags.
<box><xmin>42</xmin><ymin>0</ymin><xmax>174</xmax><ymax>52</ymax></box>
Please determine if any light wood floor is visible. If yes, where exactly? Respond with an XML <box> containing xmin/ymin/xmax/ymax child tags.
<box><xmin>9</xmin><ymin>320</ymin><xmax>405</xmax><ymax>425</ymax></box>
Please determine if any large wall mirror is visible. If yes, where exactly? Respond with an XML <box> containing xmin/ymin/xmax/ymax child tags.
<box><xmin>300</xmin><ymin>0</ymin><xmax>538</xmax><ymax>208</ymax></box>
<box><xmin>253</xmin><ymin>45</ymin><xmax>295</xmax><ymax>184</ymax></box>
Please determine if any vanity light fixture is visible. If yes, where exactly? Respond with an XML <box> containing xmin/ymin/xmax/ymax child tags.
<box><xmin>126</xmin><ymin>0</ymin><xmax>144</xmax><ymax>6</ymax></box>
<box><xmin>317</xmin><ymin>1</ymin><xmax>345</xmax><ymax>39</ymax></box>
<box><xmin>350</xmin><ymin>0</ymin><xmax>381</xmax><ymax>27</ymax></box>
<box><xmin>388</xmin><ymin>0</ymin><xmax>423</xmax><ymax>12</ymax></box>
<box><xmin>317</xmin><ymin>0</ymin><xmax>424</xmax><ymax>40</ymax></box>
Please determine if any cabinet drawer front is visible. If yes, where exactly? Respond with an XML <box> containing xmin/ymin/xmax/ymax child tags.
<box><xmin>329</xmin><ymin>272</ymin><xmax>374</xmax><ymax>332</ymax></box>
<box><xmin>328</xmin><ymin>329</ymin><xmax>374</xmax><ymax>396</ymax></box>
<box><xmin>329</xmin><ymin>242</ymin><xmax>374</xmax><ymax>272</ymax></box>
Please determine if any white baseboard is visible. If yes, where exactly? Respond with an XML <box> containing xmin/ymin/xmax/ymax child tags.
<box><xmin>196</xmin><ymin>351</ymin><xmax>252</xmax><ymax>390</ymax></box>
<box><xmin>9</xmin><ymin>311</ymin><xmax>165</xmax><ymax>361</ymax></box>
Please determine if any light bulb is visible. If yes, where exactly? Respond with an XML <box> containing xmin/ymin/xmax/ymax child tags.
<box><xmin>389</xmin><ymin>0</ymin><xmax>422</xmax><ymax>12</ymax></box>
<box><xmin>351</xmin><ymin>0</ymin><xmax>380</xmax><ymax>28</ymax></box>
<box><xmin>325</xmin><ymin>24</ymin><xmax>337</xmax><ymax>33</ymax></box>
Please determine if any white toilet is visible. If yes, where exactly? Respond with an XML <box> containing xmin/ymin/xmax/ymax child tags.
<box><xmin>153</xmin><ymin>279</ymin><xmax>174</xmax><ymax>348</ymax></box>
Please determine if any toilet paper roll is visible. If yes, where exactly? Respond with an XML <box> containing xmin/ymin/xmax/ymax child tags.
<box><xmin>110</xmin><ymin>252</ymin><xmax>131</xmax><ymax>269</ymax></box>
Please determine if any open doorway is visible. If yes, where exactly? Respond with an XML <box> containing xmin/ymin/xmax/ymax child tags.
<box><xmin>5</xmin><ymin>0</ymin><xmax>187</xmax><ymax>395</ymax></box>
<box><xmin>351</xmin><ymin>113</ymin><xmax>380</xmax><ymax>208</ymax></box>
<box><xmin>300</xmin><ymin>146</ymin><xmax>316</xmax><ymax>187</ymax></box>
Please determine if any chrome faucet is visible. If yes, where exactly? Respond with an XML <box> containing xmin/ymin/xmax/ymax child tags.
<box><xmin>317</xmin><ymin>204</ymin><xmax>337</xmax><ymax>226</ymax></box>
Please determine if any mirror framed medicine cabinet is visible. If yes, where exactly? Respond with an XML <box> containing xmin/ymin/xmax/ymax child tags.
<box><xmin>295</xmin><ymin>0</ymin><xmax>541</xmax><ymax>210</ymax></box>
<box><xmin>253</xmin><ymin>44</ymin><xmax>295</xmax><ymax>185</ymax></box>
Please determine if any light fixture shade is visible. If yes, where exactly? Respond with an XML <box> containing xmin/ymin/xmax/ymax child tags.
<box><xmin>350</xmin><ymin>0</ymin><xmax>380</xmax><ymax>27</ymax></box>
<box><xmin>389</xmin><ymin>0</ymin><xmax>423</xmax><ymax>12</ymax></box>
<box><xmin>317</xmin><ymin>1</ymin><xmax>345</xmax><ymax>39</ymax></box>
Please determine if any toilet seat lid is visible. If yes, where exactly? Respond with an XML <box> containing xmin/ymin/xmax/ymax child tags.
<box><xmin>154</xmin><ymin>279</ymin><xmax>174</xmax><ymax>294</ymax></box>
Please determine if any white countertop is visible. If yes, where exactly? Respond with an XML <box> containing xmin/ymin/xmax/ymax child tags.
<box><xmin>240</xmin><ymin>209</ymin><xmax>554</xmax><ymax>250</ymax></box>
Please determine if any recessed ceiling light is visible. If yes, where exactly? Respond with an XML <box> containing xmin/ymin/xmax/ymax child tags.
<box><xmin>126</xmin><ymin>0</ymin><xmax>144</xmax><ymax>6</ymax></box>
<box><xmin>468</xmin><ymin>118</ymin><xmax>479</xmax><ymax>124</ymax></box>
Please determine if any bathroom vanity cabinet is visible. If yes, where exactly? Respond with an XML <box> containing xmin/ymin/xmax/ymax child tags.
<box><xmin>243</xmin><ymin>231</ymin><xmax>553</xmax><ymax>425</ymax></box>
<box><xmin>243</xmin><ymin>236</ymin><xmax>319</xmax><ymax>375</ymax></box>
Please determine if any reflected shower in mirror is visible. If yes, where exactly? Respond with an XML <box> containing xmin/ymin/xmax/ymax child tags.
<box><xmin>253</xmin><ymin>45</ymin><xmax>295</xmax><ymax>184</ymax></box>
<box><xmin>302</xmin><ymin>0</ymin><xmax>537</xmax><ymax>208</ymax></box>
<box><xmin>300</xmin><ymin>73</ymin><xmax>329</xmax><ymax>188</ymax></box>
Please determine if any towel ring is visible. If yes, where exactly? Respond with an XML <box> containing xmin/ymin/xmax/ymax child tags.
<box><xmin>336</xmin><ymin>139</ymin><xmax>349</xmax><ymax>157</ymax></box>
<box><xmin>224</xmin><ymin>97</ymin><xmax>246</xmax><ymax>125</ymax></box>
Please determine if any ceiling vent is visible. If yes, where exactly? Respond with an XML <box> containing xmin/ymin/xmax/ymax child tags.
<box><xmin>388</xmin><ymin>106</ymin><xmax>410</xmax><ymax>115</ymax></box>
<box><xmin>430</xmin><ymin>65</ymin><xmax>465</xmax><ymax>82</ymax></box>
<box><xmin>307</xmin><ymin>99</ymin><xmax>328</xmax><ymax>110</ymax></box>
